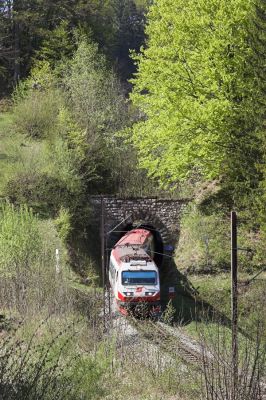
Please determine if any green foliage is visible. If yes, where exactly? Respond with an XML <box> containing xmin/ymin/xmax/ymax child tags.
<box><xmin>0</xmin><ymin>203</ymin><xmax>41</xmax><ymax>274</ymax></box>
<box><xmin>13</xmin><ymin>89</ymin><xmax>61</xmax><ymax>138</ymax></box>
<box><xmin>13</xmin><ymin>61</ymin><xmax>56</xmax><ymax>101</ymax></box>
<box><xmin>188</xmin><ymin>272</ymin><xmax>266</xmax><ymax>341</ymax></box>
<box><xmin>0</xmin><ymin>320</ymin><xmax>106</xmax><ymax>400</ymax></box>
<box><xmin>177</xmin><ymin>203</ymin><xmax>266</xmax><ymax>273</ymax></box>
<box><xmin>134</xmin><ymin>0</ymin><xmax>150</xmax><ymax>11</ymax></box>
<box><xmin>0</xmin><ymin>201</ymin><xmax>71</xmax><ymax>313</ymax></box>
<box><xmin>11</xmin><ymin>61</ymin><xmax>62</xmax><ymax>139</ymax></box>
<box><xmin>35</xmin><ymin>21</ymin><xmax>75</xmax><ymax>69</ymax></box>
<box><xmin>4</xmin><ymin>172</ymin><xmax>74</xmax><ymax>218</ymax></box>
<box><xmin>65</xmin><ymin>38</ymin><xmax>127</xmax><ymax>134</ymax></box>
<box><xmin>176</xmin><ymin>205</ymin><xmax>230</xmax><ymax>273</ymax></box>
<box><xmin>131</xmin><ymin>0</ymin><xmax>266</xmax><ymax>189</ymax></box>
<box><xmin>0</xmin><ymin>0</ymin><xmax>146</xmax><ymax>92</ymax></box>
<box><xmin>56</xmin><ymin>107</ymin><xmax>88</xmax><ymax>161</ymax></box>
<box><xmin>44</xmin><ymin>138</ymin><xmax>84</xmax><ymax>193</ymax></box>
<box><xmin>110</xmin><ymin>0</ymin><xmax>146</xmax><ymax>79</ymax></box>
<box><xmin>1</xmin><ymin>106</ymin><xmax>93</xmax><ymax>221</ymax></box>
<box><xmin>54</xmin><ymin>208</ymin><xmax>72</xmax><ymax>243</ymax></box>
<box><xmin>162</xmin><ymin>300</ymin><xmax>175</xmax><ymax>324</ymax></box>
<box><xmin>63</xmin><ymin>37</ymin><xmax>138</xmax><ymax>194</ymax></box>
<box><xmin>0</xmin><ymin>112</ymin><xmax>13</xmax><ymax>131</ymax></box>
<box><xmin>55</xmin><ymin>107</ymin><xmax>98</xmax><ymax>189</ymax></box>
<box><xmin>0</xmin><ymin>201</ymin><xmax>64</xmax><ymax>276</ymax></box>
<box><xmin>65</xmin><ymin>356</ymin><xmax>105</xmax><ymax>400</ymax></box>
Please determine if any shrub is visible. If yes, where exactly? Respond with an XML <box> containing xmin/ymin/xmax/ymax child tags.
<box><xmin>176</xmin><ymin>204</ymin><xmax>230</xmax><ymax>273</ymax></box>
<box><xmin>0</xmin><ymin>320</ymin><xmax>106</xmax><ymax>400</ymax></box>
<box><xmin>1</xmin><ymin>127</ymin><xmax>90</xmax><ymax>220</ymax></box>
<box><xmin>0</xmin><ymin>203</ymin><xmax>42</xmax><ymax>274</ymax></box>
<box><xmin>12</xmin><ymin>62</ymin><xmax>61</xmax><ymax>139</ymax></box>
<box><xmin>54</xmin><ymin>207</ymin><xmax>72</xmax><ymax>243</ymax></box>
<box><xmin>177</xmin><ymin>203</ymin><xmax>266</xmax><ymax>274</ymax></box>
<box><xmin>13</xmin><ymin>89</ymin><xmax>61</xmax><ymax>139</ymax></box>
<box><xmin>0</xmin><ymin>202</ymin><xmax>69</xmax><ymax>314</ymax></box>
<box><xmin>200</xmin><ymin>322</ymin><xmax>266</xmax><ymax>400</ymax></box>
<box><xmin>4</xmin><ymin>173</ymin><xmax>74</xmax><ymax>218</ymax></box>
<box><xmin>65</xmin><ymin>38</ymin><xmax>127</xmax><ymax>135</ymax></box>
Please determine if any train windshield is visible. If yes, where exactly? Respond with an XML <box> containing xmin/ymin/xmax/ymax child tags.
<box><xmin>122</xmin><ymin>271</ymin><xmax>157</xmax><ymax>285</ymax></box>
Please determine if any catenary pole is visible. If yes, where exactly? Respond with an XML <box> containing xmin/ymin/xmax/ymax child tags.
<box><xmin>231</xmin><ymin>211</ymin><xmax>238</xmax><ymax>400</ymax></box>
<box><xmin>101</xmin><ymin>197</ymin><xmax>106</xmax><ymax>325</ymax></box>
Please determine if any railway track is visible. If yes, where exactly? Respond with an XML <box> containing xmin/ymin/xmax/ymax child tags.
<box><xmin>129</xmin><ymin>317</ymin><xmax>266</xmax><ymax>399</ymax></box>
<box><xmin>130</xmin><ymin>318</ymin><xmax>205</xmax><ymax>365</ymax></box>
<box><xmin>109</xmin><ymin>293</ymin><xmax>266</xmax><ymax>399</ymax></box>
<box><xmin>108</xmin><ymin>293</ymin><xmax>204</xmax><ymax>365</ymax></box>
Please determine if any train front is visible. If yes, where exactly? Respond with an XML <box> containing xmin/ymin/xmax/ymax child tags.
<box><xmin>115</xmin><ymin>251</ymin><xmax>161</xmax><ymax>317</ymax></box>
<box><xmin>119</xmin><ymin>262</ymin><xmax>160</xmax><ymax>316</ymax></box>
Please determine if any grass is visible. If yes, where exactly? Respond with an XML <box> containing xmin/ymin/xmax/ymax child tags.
<box><xmin>181</xmin><ymin>272</ymin><xmax>266</xmax><ymax>343</ymax></box>
<box><xmin>0</xmin><ymin>112</ymin><xmax>13</xmax><ymax>133</ymax></box>
<box><xmin>0</xmin><ymin>315</ymin><xmax>108</xmax><ymax>400</ymax></box>
<box><xmin>0</xmin><ymin>308</ymin><xmax>202</xmax><ymax>400</ymax></box>
<box><xmin>68</xmin><ymin>279</ymin><xmax>102</xmax><ymax>294</ymax></box>
<box><xmin>0</xmin><ymin>112</ymin><xmax>14</xmax><ymax>179</ymax></box>
<box><xmin>0</xmin><ymin>113</ymin><xmax>37</xmax><ymax>196</ymax></box>
<box><xmin>99</xmin><ymin>326</ymin><xmax>201</xmax><ymax>400</ymax></box>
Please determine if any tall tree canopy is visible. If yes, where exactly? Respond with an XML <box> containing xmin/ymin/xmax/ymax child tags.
<box><xmin>131</xmin><ymin>0</ymin><xmax>266</xmax><ymax>191</ymax></box>
<box><xmin>0</xmin><ymin>0</ymin><xmax>146</xmax><ymax>92</ymax></box>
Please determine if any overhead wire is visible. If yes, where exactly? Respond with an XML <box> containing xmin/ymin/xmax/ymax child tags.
<box><xmin>106</xmin><ymin>214</ymin><xmax>133</xmax><ymax>235</ymax></box>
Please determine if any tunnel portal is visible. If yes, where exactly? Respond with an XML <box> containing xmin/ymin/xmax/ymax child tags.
<box><xmin>90</xmin><ymin>196</ymin><xmax>188</xmax><ymax>265</ymax></box>
<box><xmin>89</xmin><ymin>196</ymin><xmax>227</xmax><ymax>323</ymax></box>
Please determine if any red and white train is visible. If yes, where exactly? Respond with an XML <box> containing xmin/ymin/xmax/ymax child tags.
<box><xmin>109</xmin><ymin>228</ymin><xmax>161</xmax><ymax>316</ymax></box>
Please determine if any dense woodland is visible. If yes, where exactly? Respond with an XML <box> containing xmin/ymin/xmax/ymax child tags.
<box><xmin>1</xmin><ymin>0</ymin><xmax>266</xmax><ymax>271</ymax></box>
<box><xmin>0</xmin><ymin>0</ymin><xmax>148</xmax><ymax>86</ymax></box>
<box><xmin>0</xmin><ymin>1</ymin><xmax>265</xmax><ymax>399</ymax></box>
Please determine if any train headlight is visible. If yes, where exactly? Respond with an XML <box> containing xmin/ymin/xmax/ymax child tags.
<box><xmin>145</xmin><ymin>291</ymin><xmax>155</xmax><ymax>296</ymax></box>
<box><xmin>123</xmin><ymin>292</ymin><xmax>134</xmax><ymax>297</ymax></box>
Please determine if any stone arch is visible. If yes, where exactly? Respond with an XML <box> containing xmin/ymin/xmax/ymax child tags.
<box><xmin>106</xmin><ymin>209</ymin><xmax>179</xmax><ymax>267</ymax></box>
<box><xmin>89</xmin><ymin>195</ymin><xmax>188</xmax><ymax>266</ymax></box>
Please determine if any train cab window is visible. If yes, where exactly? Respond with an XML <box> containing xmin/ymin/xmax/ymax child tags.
<box><xmin>122</xmin><ymin>270</ymin><xmax>157</xmax><ymax>285</ymax></box>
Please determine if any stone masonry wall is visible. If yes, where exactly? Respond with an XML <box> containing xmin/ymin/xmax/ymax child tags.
<box><xmin>90</xmin><ymin>196</ymin><xmax>189</xmax><ymax>252</ymax></box>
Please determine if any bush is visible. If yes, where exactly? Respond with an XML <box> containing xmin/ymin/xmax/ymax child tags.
<box><xmin>4</xmin><ymin>173</ymin><xmax>74</xmax><ymax>218</ymax></box>
<box><xmin>0</xmin><ymin>203</ymin><xmax>42</xmax><ymax>274</ymax></box>
<box><xmin>13</xmin><ymin>89</ymin><xmax>61</xmax><ymax>139</ymax></box>
<box><xmin>54</xmin><ymin>207</ymin><xmax>72</xmax><ymax>243</ymax></box>
<box><xmin>177</xmin><ymin>203</ymin><xmax>266</xmax><ymax>274</ymax></box>
<box><xmin>199</xmin><ymin>322</ymin><xmax>265</xmax><ymax>400</ymax></box>
<box><xmin>12</xmin><ymin>61</ymin><xmax>62</xmax><ymax>139</ymax></box>
<box><xmin>0</xmin><ymin>202</ymin><xmax>69</xmax><ymax>314</ymax></box>
<box><xmin>176</xmin><ymin>204</ymin><xmax>230</xmax><ymax>273</ymax></box>
<box><xmin>65</xmin><ymin>38</ymin><xmax>127</xmax><ymax>134</ymax></box>
<box><xmin>1</xmin><ymin>125</ymin><xmax>91</xmax><ymax>221</ymax></box>
<box><xmin>0</xmin><ymin>320</ymin><xmax>106</xmax><ymax>400</ymax></box>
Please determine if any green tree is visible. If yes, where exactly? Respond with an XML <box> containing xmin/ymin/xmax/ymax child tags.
<box><xmin>64</xmin><ymin>38</ymin><xmax>129</xmax><ymax>192</ymax></box>
<box><xmin>0</xmin><ymin>0</ymin><xmax>147</xmax><ymax>91</ymax></box>
<box><xmin>131</xmin><ymin>0</ymin><xmax>266</xmax><ymax>196</ymax></box>
<box><xmin>65</xmin><ymin>38</ymin><xmax>127</xmax><ymax>134</ymax></box>
<box><xmin>0</xmin><ymin>1</ymin><xmax>13</xmax><ymax>91</ymax></box>
<box><xmin>35</xmin><ymin>21</ymin><xmax>75</xmax><ymax>69</ymax></box>
<box><xmin>111</xmin><ymin>0</ymin><xmax>145</xmax><ymax>79</ymax></box>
